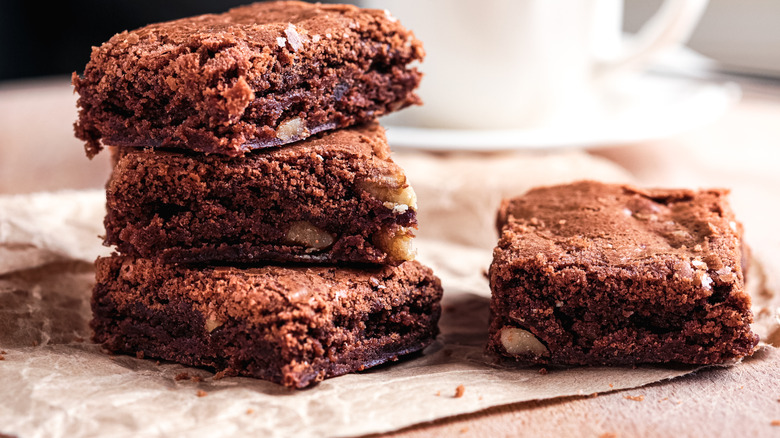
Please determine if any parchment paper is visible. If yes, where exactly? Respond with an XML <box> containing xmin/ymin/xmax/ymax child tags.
<box><xmin>0</xmin><ymin>190</ymin><xmax>110</xmax><ymax>275</ymax></box>
<box><xmin>0</xmin><ymin>190</ymin><xmax>767</xmax><ymax>438</ymax></box>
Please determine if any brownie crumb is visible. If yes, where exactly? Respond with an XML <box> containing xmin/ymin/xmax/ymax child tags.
<box><xmin>174</xmin><ymin>372</ymin><xmax>191</xmax><ymax>381</ymax></box>
<box><xmin>135</xmin><ymin>351</ymin><xmax>145</xmax><ymax>359</ymax></box>
<box><xmin>0</xmin><ymin>355</ymin><xmax>5</xmax><ymax>361</ymax></box>
<box><xmin>73</xmin><ymin>337</ymin><xmax>85</xmax><ymax>343</ymax></box>
<box><xmin>32</xmin><ymin>341</ymin><xmax>38</xmax><ymax>347</ymax></box>
<box><xmin>538</xmin><ymin>367</ymin><xmax>548</xmax><ymax>375</ymax></box>
<box><xmin>609</xmin><ymin>383</ymin><xmax>614</xmax><ymax>388</ymax></box>
<box><xmin>191</xmin><ymin>375</ymin><xmax>204</xmax><ymax>383</ymax></box>
<box><xmin>196</xmin><ymin>390</ymin><xmax>208</xmax><ymax>397</ymax></box>
<box><xmin>771</xmin><ymin>420</ymin><xmax>780</xmax><ymax>426</ymax></box>
<box><xmin>454</xmin><ymin>385</ymin><xmax>465</xmax><ymax>398</ymax></box>
<box><xmin>213</xmin><ymin>370</ymin><xmax>228</xmax><ymax>380</ymax></box>
<box><xmin>624</xmin><ymin>395</ymin><xmax>645</xmax><ymax>402</ymax></box>
<box><xmin>0</xmin><ymin>350</ymin><xmax>6</xmax><ymax>354</ymax></box>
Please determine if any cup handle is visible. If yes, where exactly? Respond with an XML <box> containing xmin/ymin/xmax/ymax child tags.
<box><xmin>597</xmin><ymin>0</ymin><xmax>709</xmax><ymax>76</ymax></box>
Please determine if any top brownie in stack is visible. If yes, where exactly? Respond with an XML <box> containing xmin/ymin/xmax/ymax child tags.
<box><xmin>73</xmin><ymin>1</ymin><xmax>424</xmax><ymax>157</ymax></box>
<box><xmin>488</xmin><ymin>181</ymin><xmax>758</xmax><ymax>365</ymax></box>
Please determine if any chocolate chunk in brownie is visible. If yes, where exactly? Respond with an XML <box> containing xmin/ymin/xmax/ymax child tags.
<box><xmin>73</xmin><ymin>1</ymin><xmax>424</xmax><ymax>157</ymax></box>
<box><xmin>91</xmin><ymin>256</ymin><xmax>442</xmax><ymax>388</ymax></box>
<box><xmin>488</xmin><ymin>181</ymin><xmax>758</xmax><ymax>365</ymax></box>
<box><xmin>104</xmin><ymin>123</ymin><xmax>417</xmax><ymax>265</ymax></box>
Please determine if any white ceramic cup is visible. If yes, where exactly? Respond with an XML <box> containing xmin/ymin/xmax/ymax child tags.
<box><xmin>361</xmin><ymin>0</ymin><xmax>709</xmax><ymax>130</ymax></box>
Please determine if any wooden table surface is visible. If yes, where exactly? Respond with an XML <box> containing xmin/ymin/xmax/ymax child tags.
<box><xmin>1</xmin><ymin>77</ymin><xmax>779</xmax><ymax>437</ymax></box>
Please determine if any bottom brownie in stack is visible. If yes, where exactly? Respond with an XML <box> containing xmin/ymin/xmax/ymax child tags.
<box><xmin>92</xmin><ymin>256</ymin><xmax>442</xmax><ymax>388</ymax></box>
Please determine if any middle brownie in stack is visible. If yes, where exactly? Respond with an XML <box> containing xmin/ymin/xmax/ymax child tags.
<box><xmin>104</xmin><ymin>123</ymin><xmax>418</xmax><ymax>266</ymax></box>
<box><xmin>74</xmin><ymin>2</ymin><xmax>443</xmax><ymax>388</ymax></box>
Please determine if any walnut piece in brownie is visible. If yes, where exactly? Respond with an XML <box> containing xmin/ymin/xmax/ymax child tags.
<box><xmin>104</xmin><ymin>123</ymin><xmax>417</xmax><ymax>265</ymax></box>
<box><xmin>91</xmin><ymin>256</ymin><xmax>442</xmax><ymax>388</ymax></box>
<box><xmin>488</xmin><ymin>181</ymin><xmax>758</xmax><ymax>365</ymax></box>
<box><xmin>73</xmin><ymin>1</ymin><xmax>423</xmax><ymax>157</ymax></box>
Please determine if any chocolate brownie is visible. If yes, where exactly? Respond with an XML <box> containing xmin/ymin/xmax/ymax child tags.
<box><xmin>91</xmin><ymin>256</ymin><xmax>442</xmax><ymax>388</ymax></box>
<box><xmin>73</xmin><ymin>1</ymin><xmax>424</xmax><ymax>157</ymax></box>
<box><xmin>488</xmin><ymin>181</ymin><xmax>758</xmax><ymax>365</ymax></box>
<box><xmin>104</xmin><ymin>123</ymin><xmax>417</xmax><ymax>265</ymax></box>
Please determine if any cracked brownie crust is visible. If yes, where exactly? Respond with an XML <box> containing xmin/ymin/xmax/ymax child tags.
<box><xmin>91</xmin><ymin>256</ymin><xmax>443</xmax><ymax>388</ymax></box>
<box><xmin>104</xmin><ymin>123</ymin><xmax>417</xmax><ymax>265</ymax></box>
<box><xmin>488</xmin><ymin>181</ymin><xmax>758</xmax><ymax>365</ymax></box>
<box><xmin>74</xmin><ymin>1</ymin><xmax>423</xmax><ymax>157</ymax></box>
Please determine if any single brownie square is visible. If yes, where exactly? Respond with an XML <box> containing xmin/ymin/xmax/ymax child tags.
<box><xmin>91</xmin><ymin>256</ymin><xmax>442</xmax><ymax>388</ymax></box>
<box><xmin>104</xmin><ymin>123</ymin><xmax>417</xmax><ymax>265</ymax></box>
<box><xmin>488</xmin><ymin>181</ymin><xmax>758</xmax><ymax>365</ymax></box>
<box><xmin>73</xmin><ymin>1</ymin><xmax>424</xmax><ymax>157</ymax></box>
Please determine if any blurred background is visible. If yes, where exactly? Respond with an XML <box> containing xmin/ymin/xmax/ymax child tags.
<box><xmin>1</xmin><ymin>0</ymin><xmax>779</xmax><ymax>201</ymax></box>
<box><xmin>1</xmin><ymin>0</ymin><xmax>779</xmax><ymax>81</ymax></box>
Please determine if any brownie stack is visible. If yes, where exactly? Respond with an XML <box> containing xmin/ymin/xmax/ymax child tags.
<box><xmin>73</xmin><ymin>1</ymin><xmax>443</xmax><ymax>388</ymax></box>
